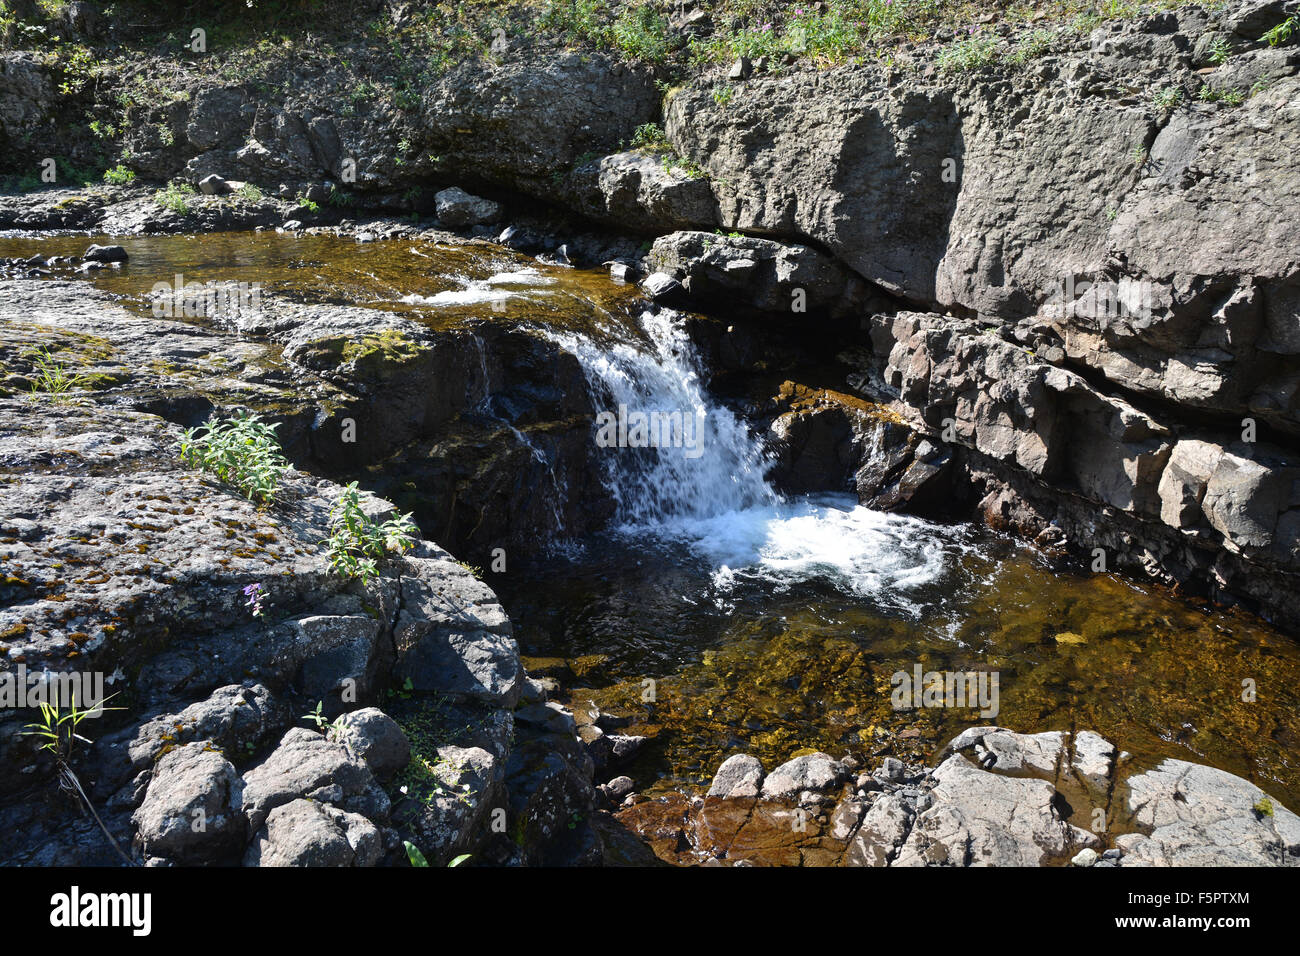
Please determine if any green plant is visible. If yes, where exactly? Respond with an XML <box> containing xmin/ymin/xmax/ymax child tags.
<box><xmin>404</xmin><ymin>840</ymin><xmax>470</xmax><ymax>867</ymax></box>
<box><xmin>609</xmin><ymin>3</ymin><xmax>670</xmax><ymax>62</ymax></box>
<box><xmin>295</xmin><ymin>192</ymin><xmax>321</xmax><ymax>213</ymax></box>
<box><xmin>1261</xmin><ymin>14</ymin><xmax>1297</xmax><ymax>47</ymax></box>
<box><xmin>1254</xmin><ymin>797</ymin><xmax>1274</xmax><ymax>817</ymax></box>
<box><xmin>154</xmin><ymin>181</ymin><xmax>197</xmax><ymax>215</ymax></box>
<box><xmin>101</xmin><ymin>164</ymin><xmax>135</xmax><ymax>185</ymax></box>
<box><xmin>21</xmin><ymin>692</ymin><xmax>132</xmax><ymax>864</ymax></box>
<box><xmin>629</xmin><ymin>121</ymin><xmax>669</xmax><ymax>150</ymax></box>
<box><xmin>303</xmin><ymin>701</ymin><xmax>347</xmax><ymax>739</ymax></box>
<box><xmin>178</xmin><ymin>412</ymin><xmax>290</xmax><ymax>505</ymax></box>
<box><xmin>236</xmin><ymin>182</ymin><xmax>264</xmax><ymax>202</ymax></box>
<box><xmin>938</xmin><ymin>32</ymin><xmax>1000</xmax><ymax>72</ymax></box>
<box><xmin>1207</xmin><ymin>34</ymin><xmax>1230</xmax><ymax>64</ymax></box>
<box><xmin>712</xmin><ymin>84</ymin><xmax>734</xmax><ymax>106</ymax></box>
<box><xmin>1006</xmin><ymin>28</ymin><xmax>1054</xmax><ymax>65</ymax></box>
<box><xmin>1151</xmin><ymin>85</ymin><xmax>1183</xmax><ymax>109</ymax></box>
<box><xmin>24</xmin><ymin>347</ymin><xmax>86</xmax><ymax>402</ymax></box>
<box><xmin>324</xmin><ymin>481</ymin><xmax>418</xmax><ymax>583</ymax></box>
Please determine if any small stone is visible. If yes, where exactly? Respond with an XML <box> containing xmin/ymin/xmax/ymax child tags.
<box><xmin>1072</xmin><ymin>847</ymin><xmax>1099</xmax><ymax>867</ymax></box>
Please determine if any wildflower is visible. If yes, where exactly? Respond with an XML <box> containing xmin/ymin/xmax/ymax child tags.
<box><xmin>243</xmin><ymin>582</ymin><xmax>265</xmax><ymax>618</ymax></box>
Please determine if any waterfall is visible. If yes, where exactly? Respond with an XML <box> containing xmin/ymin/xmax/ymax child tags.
<box><xmin>543</xmin><ymin>307</ymin><xmax>973</xmax><ymax>615</ymax></box>
<box><xmin>545</xmin><ymin>307</ymin><xmax>778</xmax><ymax>527</ymax></box>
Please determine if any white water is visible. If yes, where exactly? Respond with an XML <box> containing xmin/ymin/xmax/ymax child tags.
<box><xmin>400</xmin><ymin>267</ymin><xmax>556</xmax><ymax>307</ymax></box>
<box><xmin>545</xmin><ymin>308</ymin><xmax>975</xmax><ymax>614</ymax></box>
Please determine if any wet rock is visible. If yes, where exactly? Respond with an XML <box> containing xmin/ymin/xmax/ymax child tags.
<box><xmin>333</xmin><ymin>708</ymin><xmax>411</xmax><ymax>783</ymax></box>
<box><xmin>82</xmin><ymin>244</ymin><xmax>128</xmax><ymax>263</ymax></box>
<box><xmin>585</xmin><ymin>729</ymin><xmax>646</xmax><ymax>774</ymax></box>
<box><xmin>434</xmin><ymin>187</ymin><xmax>502</xmax><ymax>228</ymax></box>
<box><xmin>244</xmin><ymin>798</ymin><xmax>382</xmax><ymax>867</ymax></box>
<box><xmin>515</xmin><ymin>701</ymin><xmax>577</xmax><ymax>736</ymax></box>
<box><xmin>649</xmin><ymin>230</ymin><xmax>873</xmax><ymax>319</ymax></box>
<box><xmin>709</xmin><ymin>754</ymin><xmax>765</xmax><ymax>799</ymax></box>
<box><xmin>133</xmin><ymin>742</ymin><xmax>246</xmax><ymax>864</ymax></box>
<box><xmin>640</xmin><ymin>271</ymin><xmax>684</xmax><ymax>303</ymax></box>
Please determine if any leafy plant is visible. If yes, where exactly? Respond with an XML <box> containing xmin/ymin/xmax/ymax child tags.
<box><xmin>303</xmin><ymin>700</ymin><xmax>347</xmax><ymax>739</ymax></box>
<box><xmin>235</xmin><ymin>182</ymin><xmax>264</xmax><ymax>202</ymax></box>
<box><xmin>609</xmin><ymin>3</ymin><xmax>670</xmax><ymax>62</ymax></box>
<box><xmin>1261</xmin><ymin>14</ymin><xmax>1297</xmax><ymax>47</ymax></box>
<box><xmin>102</xmin><ymin>164</ymin><xmax>135</xmax><ymax>185</ymax></box>
<box><xmin>324</xmin><ymin>481</ymin><xmax>418</xmax><ymax>583</ymax></box>
<box><xmin>1151</xmin><ymin>85</ymin><xmax>1183</xmax><ymax>109</ymax></box>
<box><xmin>938</xmin><ymin>32</ymin><xmax>1000</xmax><ymax>72</ymax></box>
<box><xmin>178</xmin><ymin>412</ymin><xmax>290</xmax><ymax>505</ymax></box>
<box><xmin>154</xmin><ymin>181</ymin><xmax>197</xmax><ymax>215</ymax></box>
<box><xmin>629</xmin><ymin>122</ymin><xmax>669</xmax><ymax>150</ymax></box>
<box><xmin>1207</xmin><ymin>34</ymin><xmax>1230</xmax><ymax>65</ymax></box>
<box><xmin>403</xmin><ymin>840</ymin><xmax>470</xmax><ymax>867</ymax></box>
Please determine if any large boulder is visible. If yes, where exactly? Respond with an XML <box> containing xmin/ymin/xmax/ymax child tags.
<box><xmin>243</xmin><ymin>798</ymin><xmax>383</xmax><ymax>867</ymax></box>
<box><xmin>240</xmin><ymin>728</ymin><xmax>389</xmax><ymax>832</ymax></box>
<box><xmin>132</xmin><ymin>742</ymin><xmax>246</xmax><ymax>864</ymax></box>
<box><xmin>568</xmin><ymin>152</ymin><xmax>718</xmax><ymax>231</ymax></box>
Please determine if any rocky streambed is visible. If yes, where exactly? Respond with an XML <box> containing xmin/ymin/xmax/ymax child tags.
<box><xmin>2</xmin><ymin>0</ymin><xmax>1300</xmax><ymax>868</ymax></box>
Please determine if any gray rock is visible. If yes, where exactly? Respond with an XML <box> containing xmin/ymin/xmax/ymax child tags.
<box><xmin>844</xmin><ymin>792</ymin><xmax>913</xmax><ymax>866</ymax></box>
<box><xmin>243</xmin><ymin>798</ymin><xmax>382</xmax><ymax>867</ymax></box>
<box><xmin>334</xmin><ymin>708</ymin><xmax>411</xmax><ymax>783</ymax></box>
<box><xmin>1116</xmin><ymin>759</ymin><xmax>1300</xmax><ymax>866</ymax></box>
<box><xmin>568</xmin><ymin>152</ymin><xmax>717</xmax><ymax>231</ymax></box>
<box><xmin>133</xmin><ymin>742</ymin><xmax>245</xmax><ymax>863</ymax></box>
<box><xmin>198</xmin><ymin>173</ymin><xmax>232</xmax><ymax>196</ymax></box>
<box><xmin>893</xmin><ymin>755</ymin><xmax>1099</xmax><ymax>867</ymax></box>
<box><xmin>241</xmin><ymin>727</ymin><xmax>388</xmax><ymax>832</ymax></box>
<box><xmin>761</xmin><ymin>753</ymin><xmax>844</xmax><ymax>800</ymax></box>
<box><xmin>434</xmin><ymin>187</ymin><xmax>502</xmax><ymax>227</ymax></box>
<box><xmin>639</xmin><ymin>271</ymin><xmax>683</xmax><ymax>302</ymax></box>
<box><xmin>708</xmin><ymin>754</ymin><xmax>765</xmax><ymax>798</ymax></box>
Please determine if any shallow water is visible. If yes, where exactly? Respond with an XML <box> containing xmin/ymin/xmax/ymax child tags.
<box><xmin>7</xmin><ymin>229</ymin><xmax>1300</xmax><ymax>809</ymax></box>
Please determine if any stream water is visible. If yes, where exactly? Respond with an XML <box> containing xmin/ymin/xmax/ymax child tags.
<box><xmin>6</xmin><ymin>230</ymin><xmax>1300</xmax><ymax>808</ymax></box>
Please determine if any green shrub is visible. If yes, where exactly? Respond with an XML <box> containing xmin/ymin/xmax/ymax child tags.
<box><xmin>629</xmin><ymin>121</ymin><xmax>669</xmax><ymax>150</ymax></box>
<box><xmin>325</xmin><ymin>481</ymin><xmax>418</xmax><ymax>583</ymax></box>
<box><xmin>102</xmin><ymin>164</ymin><xmax>135</xmax><ymax>185</ymax></box>
<box><xmin>1261</xmin><ymin>14</ymin><xmax>1297</xmax><ymax>47</ymax></box>
<box><xmin>179</xmin><ymin>412</ymin><xmax>290</xmax><ymax>504</ymax></box>
<box><xmin>609</xmin><ymin>3</ymin><xmax>670</xmax><ymax>62</ymax></box>
<box><xmin>938</xmin><ymin>32</ymin><xmax>1000</xmax><ymax>72</ymax></box>
<box><xmin>155</xmin><ymin>181</ymin><xmax>197</xmax><ymax>214</ymax></box>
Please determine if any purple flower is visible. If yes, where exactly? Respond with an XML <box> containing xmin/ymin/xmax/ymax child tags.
<box><xmin>243</xmin><ymin>582</ymin><xmax>265</xmax><ymax>618</ymax></box>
